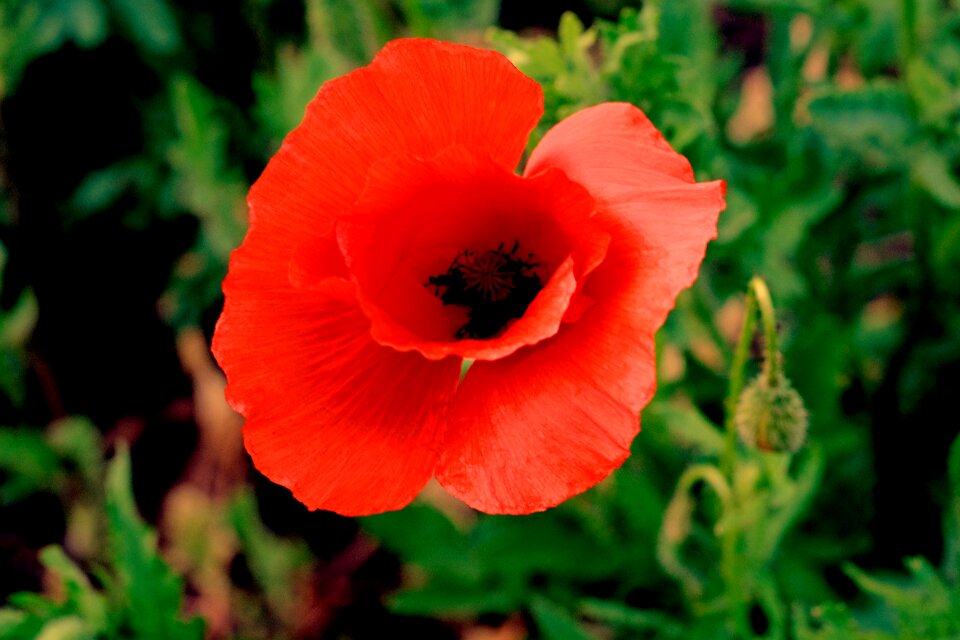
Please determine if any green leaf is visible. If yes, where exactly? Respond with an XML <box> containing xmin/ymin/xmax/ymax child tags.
<box><xmin>167</xmin><ymin>75</ymin><xmax>247</xmax><ymax>258</ymax></box>
<box><xmin>361</xmin><ymin>504</ymin><xmax>471</xmax><ymax>573</ymax></box>
<box><xmin>389</xmin><ymin>581</ymin><xmax>522</xmax><ymax>617</ymax></box>
<box><xmin>0</xmin><ymin>0</ymin><xmax>107</xmax><ymax>95</ymax></box>
<box><xmin>68</xmin><ymin>159</ymin><xmax>157</xmax><ymax>219</ymax></box>
<box><xmin>0</xmin><ymin>288</ymin><xmax>37</xmax><ymax>348</ymax></box>
<box><xmin>474</xmin><ymin>514</ymin><xmax>620</xmax><ymax>580</ymax></box>
<box><xmin>54</xmin><ymin>0</ymin><xmax>107</xmax><ymax>48</ymax></box>
<box><xmin>0</xmin><ymin>285</ymin><xmax>36</xmax><ymax>406</ymax></box>
<box><xmin>46</xmin><ymin>418</ymin><xmax>103</xmax><ymax>492</ymax></box>
<box><xmin>228</xmin><ymin>490</ymin><xmax>312</xmax><ymax>618</ymax></box>
<box><xmin>911</xmin><ymin>147</ymin><xmax>960</xmax><ymax>210</ymax></box>
<box><xmin>530</xmin><ymin>597</ymin><xmax>597</xmax><ymax>640</ymax></box>
<box><xmin>844</xmin><ymin>558</ymin><xmax>960</xmax><ymax>638</ymax></box>
<box><xmin>807</xmin><ymin>83</ymin><xmax>915</xmax><ymax>170</ymax></box>
<box><xmin>906</xmin><ymin>58</ymin><xmax>958</xmax><ymax>125</ymax></box>
<box><xmin>579</xmin><ymin>598</ymin><xmax>685</xmax><ymax>637</ymax></box>
<box><xmin>31</xmin><ymin>0</ymin><xmax>107</xmax><ymax>50</ymax></box>
<box><xmin>309</xmin><ymin>0</ymin><xmax>387</xmax><ymax>62</ymax></box>
<box><xmin>400</xmin><ymin>0</ymin><xmax>499</xmax><ymax>38</ymax></box>
<box><xmin>643</xmin><ymin>401</ymin><xmax>725</xmax><ymax>456</ymax></box>
<box><xmin>253</xmin><ymin>46</ymin><xmax>346</xmax><ymax>148</ymax></box>
<box><xmin>0</xmin><ymin>608</ymin><xmax>30</xmax><ymax>637</ymax></box>
<box><xmin>0</xmin><ymin>428</ymin><xmax>61</xmax><ymax>504</ymax></box>
<box><xmin>107</xmin><ymin>0</ymin><xmax>181</xmax><ymax>55</ymax></box>
<box><xmin>488</xmin><ymin>12</ymin><xmax>604</xmax><ymax>150</ymax></box>
<box><xmin>945</xmin><ymin>433</ymin><xmax>960</xmax><ymax>583</ymax></box>
<box><xmin>33</xmin><ymin>616</ymin><xmax>90</xmax><ymax>640</ymax></box>
<box><xmin>104</xmin><ymin>445</ymin><xmax>204</xmax><ymax>640</ymax></box>
<box><xmin>37</xmin><ymin>547</ymin><xmax>108</xmax><ymax>632</ymax></box>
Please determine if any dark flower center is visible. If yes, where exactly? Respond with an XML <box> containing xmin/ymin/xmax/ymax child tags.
<box><xmin>426</xmin><ymin>240</ymin><xmax>543</xmax><ymax>339</ymax></box>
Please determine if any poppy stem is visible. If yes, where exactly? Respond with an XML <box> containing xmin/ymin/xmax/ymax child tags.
<box><xmin>720</xmin><ymin>276</ymin><xmax>781</xmax><ymax>637</ymax></box>
<box><xmin>750</xmin><ymin>277</ymin><xmax>781</xmax><ymax>387</ymax></box>
<box><xmin>723</xmin><ymin>282</ymin><xmax>757</xmax><ymax>476</ymax></box>
<box><xmin>724</xmin><ymin>276</ymin><xmax>780</xmax><ymax>456</ymax></box>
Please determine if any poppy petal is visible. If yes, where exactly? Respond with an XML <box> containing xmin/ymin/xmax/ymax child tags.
<box><xmin>248</xmin><ymin>38</ymin><xmax>543</xmax><ymax>251</ymax></box>
<box><xmin>525</xmin><ymin>102</ymin><xmax>725</xmax><ymax>322</ymax></box>
<box><xmin>436</xmin><ymin>218</ymin><xmax>657</xmax><ymax>514</ymax></box>
<box><xmin>215</xmin><ymin>272</ymin><xmax>459</xmax><ymax>515</ymax></box>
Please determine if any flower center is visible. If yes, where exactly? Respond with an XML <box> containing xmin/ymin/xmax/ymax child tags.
<box><xmin>426</xmin><ymin>241</ymin><xmax>543</xmax><ymax>340</ymax></box>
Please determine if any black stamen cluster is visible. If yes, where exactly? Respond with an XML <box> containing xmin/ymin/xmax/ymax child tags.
<box><xmin>426</xmin><ymin>241</ymin><xmax>543</xmax><ymax>339</ymax></box>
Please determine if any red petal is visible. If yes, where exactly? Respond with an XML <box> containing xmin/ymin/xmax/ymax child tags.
<box><xmin>525</xmin><ymin>102</ymin><xmax>725</xmax><ymax>322</ymax></box>
<box><xmin>437</xmin><ymin>104</ymin><xmax>725</xmax><ymax>514</ymax></box>
<box><xmin>248</xmin><ymin>39</ymin><xmax>543</xmax><ymax>255</ymax></box>
<box><xmin>436</xmin><ymin>217</ymin><xmax>654</xmax><ymax>514</ymax></box>
<box><xmin>335</xmin><ymin>147</ymin><xmax>608</xmax><ymax>361</ymax></box>
<box><xmin>215</xmin><ymin>272</ymin><xmax>459</xmax><ymax>515</ymax></box>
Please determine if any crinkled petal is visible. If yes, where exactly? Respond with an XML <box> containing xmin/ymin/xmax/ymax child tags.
<box><xmin>248</xmin><ymin>38</ymin><xmax>543</xmax><ymax>257</ymax></box>
<box><xmin>525</xmin><ymin>102</ymin><xmax>725</xmax><ymax>322</ymax></box>
<box><xmin>215</xmin><ymin>273</ymin><xmax>459</xmax><ymax>515</ymax></box>
<box><xmin>437</xmin><ymin>216</ymin><xmax>655</xmax><ymax>513</ymax></box>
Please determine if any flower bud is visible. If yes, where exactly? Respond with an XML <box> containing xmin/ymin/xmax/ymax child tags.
<box><xmin>734</xmin><ymin>367</ymin><xmax>808</xmax><ymax>453</ymax></box>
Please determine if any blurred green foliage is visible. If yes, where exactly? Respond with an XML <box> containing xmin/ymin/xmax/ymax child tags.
<box><xmin>2</xmin><ymin>0</ymin><xmax>960</xmax><ymax>638</ymax></box>
<box><xmin>0</xmin><ymin>443</ymin><xmax>204</xmax><ymax>640</ymax></box>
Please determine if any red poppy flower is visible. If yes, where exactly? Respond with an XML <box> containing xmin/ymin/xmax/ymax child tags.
<box><xmin>212</xmin><ymin>38</ymin><xmax>725</xmax><ymax>516</ymax></box>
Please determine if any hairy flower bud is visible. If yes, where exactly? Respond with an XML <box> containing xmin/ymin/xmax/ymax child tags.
<box><xmin>734</xmin><ymin>367</ymin><xmax>808</xmax><ymax>453</ymax></box>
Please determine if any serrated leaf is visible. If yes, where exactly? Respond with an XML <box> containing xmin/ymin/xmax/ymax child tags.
<box><xmin>167</xmin><ymin>75</ymin><xmax>247</xmax><ymax>257</ymax></box>
<box><xmin>104</xmin><ymin>446</ymin><xmax>204</xmax><ymax>640</ymax></box>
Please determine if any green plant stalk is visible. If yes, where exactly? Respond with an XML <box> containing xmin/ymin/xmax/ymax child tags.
<box><xmin>720</xmin><ymin>276</ymin><xmax>781</xmax><ymax>637</ymax></box>
<box><xmin>723</xmin><ymin>285</ymin><xmax>757</xmax><ymax>476</ymax></box>
<box><xmin>658</xmin><ymin>465</ymin><xmax>732</xmax><ymax>603</ymax></box>
<box><xmin>750</xmin><ymin>277</ymin><xmax>781</xmax><ymax>386</ymax></box>
<box><xmin>720</xmin><ymin>282</ymin><xmax>755</xmax><ymax>638</ymax></box>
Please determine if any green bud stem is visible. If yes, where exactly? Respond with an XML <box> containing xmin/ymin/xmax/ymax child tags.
<box><xmin>719</xmin><ymin>276</ymin><xmax>783</xmax><ymax>637</ymax></box>
<box><xmin>724</xmin><ymin>277</ymin><xmax>781</xmax><ymax>473</ymax></box>
<box><xmin>751</xmin><ymin>277</ymin><xmax>781</xmax><ymax>386</ymax></box>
